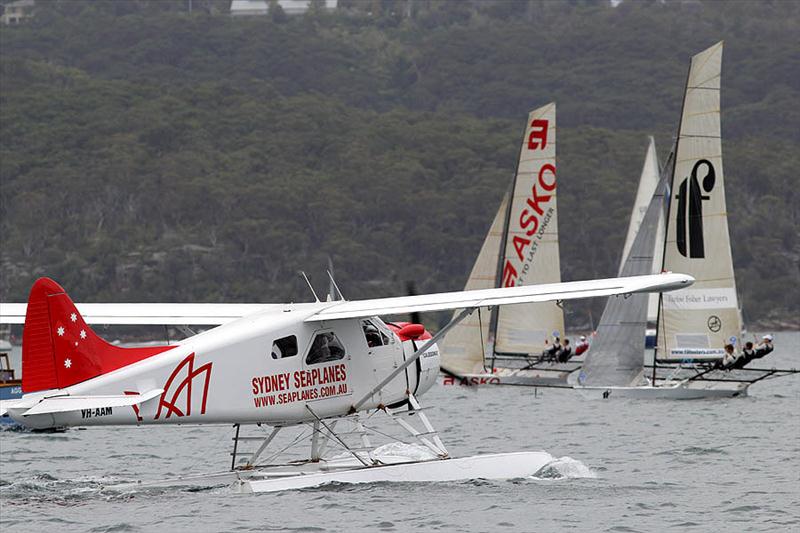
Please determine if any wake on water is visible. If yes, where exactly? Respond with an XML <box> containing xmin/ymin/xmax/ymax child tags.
<box><xmin>1</xmin><ymin>443</ymin><xmax>596</xmax><ymax>502</ymax></box>
<box><xmin>531</xmin><ymin>455</ymin><xmax>597</xmax><ymax>480</ymax></box>
<box><xmin>335</xmin><ymin>442</ymin><xmax>597</xmax><ymax>482</ymax></box>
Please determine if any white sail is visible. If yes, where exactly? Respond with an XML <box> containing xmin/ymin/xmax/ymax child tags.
<box><xmin>657</xmin><ymin>41</ymin><xmax>742</xmax><ymax>360</ymax></box>
<box><xmin>494</xmin><ymin>103</ymin><xmax>564</xmax><ymax>354</ymax></box>
<box><xmin>439</xmin><ymin>193</ymin><xmax>508</xmax><ymax>375</ymax></box>
<box><xmin>619</xmin><ymin>137</ymin><xmax>664</xmax><ymax>323</ymax></box>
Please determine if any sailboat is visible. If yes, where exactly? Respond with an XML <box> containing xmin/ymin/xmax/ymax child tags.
<box><xmin>440</xmin><ymin>103</ymin><xmax>575</xmax><ymax>387</ymax></box>
<box><xmin>618</xmin><ymin>137</ymin><xmax>663</xmax><ymax>348</ymax></box>
<box><xmin>573</xmin><ymin>41</ymin><xmax>797</xmax><ymax>399</ymax></box>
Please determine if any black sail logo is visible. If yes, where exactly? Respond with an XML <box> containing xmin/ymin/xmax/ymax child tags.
<box><xmin>675</xmin><ymin>159</ymin><xmax>716</xmax><ymax>258</ymax></box>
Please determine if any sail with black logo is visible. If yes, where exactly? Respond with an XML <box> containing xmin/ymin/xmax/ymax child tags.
<box><xmin>656</xmin><ymin>41</ymin><xmax>742</xmax><ymax>362</ymax></box>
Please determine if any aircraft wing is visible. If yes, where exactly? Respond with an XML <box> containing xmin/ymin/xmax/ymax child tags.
<box><xmin>0</xmin><ymin>303</ymin><xmax>282</xmax><ymax>325</ymax></box>
<box><xmin>305</xmin><ymin>273</ymin><xmax>693</xmax><ymax>322</ymax></box>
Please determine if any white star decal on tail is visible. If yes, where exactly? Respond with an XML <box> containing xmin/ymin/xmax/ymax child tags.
<box><xmin>57</xmin><ymin>326</ymin><xmax>65</xmax><ymax>336</ymax></box>
<box><xmin>70</xmin><ymin>313</ymin><xmax>78</xmax><ymax>322</ymax></box>
<box><xmin>64</xmin><ymin>359</ymin><xmax>72</xmax><ymax>369</ymax></box>
<box><xmin>80</xmin><ymin>330</ymin><xmax>87</xmax><ymax>339</ymax></box>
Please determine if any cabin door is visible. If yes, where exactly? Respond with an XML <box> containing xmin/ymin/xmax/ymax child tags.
<box><xmin>361</xmin><ymin>319</ymin><xmax>406</xmax><ymax>404</ymax></box>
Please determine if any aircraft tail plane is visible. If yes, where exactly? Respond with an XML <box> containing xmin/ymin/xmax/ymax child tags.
<box><xmin>21</xmin><ymin>277</ymin><xmax>175</xmax><ymax>393</ymax></box>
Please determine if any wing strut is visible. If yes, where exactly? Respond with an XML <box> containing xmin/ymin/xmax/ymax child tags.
<box><xmin>352</xmin><ymin>307</ymin><xmax>475</xmax><ymax>411</ymax></box>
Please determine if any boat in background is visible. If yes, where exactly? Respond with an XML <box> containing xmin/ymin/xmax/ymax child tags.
<box><xmin>574</xmin><ymin>41</ymin><xmax>799</xmax><ymax>398</ymax></box>
<box><xmin>0</xmin><ymin>338</ymin><xmax>23</xmax><ymax>424</ymax></box>
<box><xmin>440</xmin><ymin>102</ymin><xmax>579</xmax><ymax>387</ymax></box>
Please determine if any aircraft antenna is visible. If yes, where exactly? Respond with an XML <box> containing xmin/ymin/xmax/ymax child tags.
<box><xmin>299</xmin><ymin>271</ymin><xmax>320</xmax><ymax>302</ymax></box>
<box><xmin>326</xmin><ymin>270</ymin><xmax>345</xmax><ymax>301</ymax></box>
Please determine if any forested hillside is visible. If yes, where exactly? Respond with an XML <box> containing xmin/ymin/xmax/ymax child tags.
<box><xmin>1</xmin><ymin>0</ymin><xmax>798</xmax><ymax>329</ymax></box>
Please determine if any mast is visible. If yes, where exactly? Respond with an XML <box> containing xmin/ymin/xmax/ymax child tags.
<box><xmin>653</xmin><ymin>147</ymin><xmax>675</xmax><ymax>383</ymax></box>
<box><xmin>488</xmin><ymin>172</ymin><xmax>521</xmax><ymax>371</ymax></box>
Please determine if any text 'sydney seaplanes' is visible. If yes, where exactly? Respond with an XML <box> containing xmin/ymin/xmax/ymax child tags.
<box><xmin>0</xmin><ymin>272</ymin><xmax>692</xmax><ymax>492</ymax></box>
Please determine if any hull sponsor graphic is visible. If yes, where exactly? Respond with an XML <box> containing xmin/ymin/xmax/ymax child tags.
<box><xmin>155</xmin><ymin>353</ymin><xmax>212</xmax><ymax>419</ymax></box>
<box><xmin>442</xmin><ymin>375</ymin><xmax>500</xmax><ymax>386</ymax></box>
<box><xmin>251</xmin><ymin>363</ymin><xmax>349</xmax><ymax>408</ymax></box>
<box><xmin>676</xmin><ymin>159</ymin><xmax>715</xmax><ymax>258</ymax></box>
<box><xmin>669</xmin><ymin>348</ymin><xmax>725</xmax><ymax>357</ymax></box>
<box><xmin>662</xmin><ymin>288</ymin><xmax>738</xmax><ymax>310</ymax></box>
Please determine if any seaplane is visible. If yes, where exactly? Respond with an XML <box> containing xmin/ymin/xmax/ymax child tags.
<box><xmin>0</xmin><ymin>271</ymin><xmax>692</xmax><ymax>492</ymax></box>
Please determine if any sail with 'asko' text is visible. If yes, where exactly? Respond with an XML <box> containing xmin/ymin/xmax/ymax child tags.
<box><xmin>440</xmin><ymin>103</ymin><xmax>564</xmax><ymax>375</ymax></box>
<box><xmin>493</xmin><ymin>103</ymin><xmax>563</xmax><ymax>356</ymax></box>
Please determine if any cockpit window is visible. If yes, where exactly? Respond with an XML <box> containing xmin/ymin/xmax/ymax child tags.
<box><xmin>362</xmin><ymin>320</ymin><xmax>383</xmax><ymax>347</ymax></box>
<box><xmin>362</xmin><ymin>319</ymin><xmax>394</xmax><ymax>348</ymax></box>
<box><xmin>272</xmin><ymin>335</ymin><xmax>298</xmax><ymax>359</ymax></box>
<box><xmin>306</xmin><ymin>332</ymin><xmax>347</xmax><ymax>365</ymax></box>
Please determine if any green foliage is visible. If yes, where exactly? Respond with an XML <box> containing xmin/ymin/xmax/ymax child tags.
<box><xmin>0</xmin><ymin>0</ymin><xmax>797</xmax><ymax>329</ymax></box>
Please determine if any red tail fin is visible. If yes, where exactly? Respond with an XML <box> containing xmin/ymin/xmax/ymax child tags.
<box><xmin>22</xmin><ymin>278</ymin><xmax>174</xmax><ymax>393</ymax></box>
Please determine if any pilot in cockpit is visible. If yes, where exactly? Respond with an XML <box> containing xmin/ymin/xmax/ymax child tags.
<box><xmin>363</xmin><ymin>323</ymin><xmax>382</xmax><ymax>347</ymax></box>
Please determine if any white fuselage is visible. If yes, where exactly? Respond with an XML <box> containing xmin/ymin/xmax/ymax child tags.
<box><xmin>12</xmin><ymin>305</ymin><xmax>440</xmax><ymax>429</ymax></box>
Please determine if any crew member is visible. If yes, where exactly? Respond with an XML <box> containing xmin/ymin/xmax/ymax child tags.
<box><xmin>753</xmin><ymin>334</ymin><xmax>774</xmax><ymax>360</ymax></box>
<box><xmin>732</xmin><ymin>341</ymin><xmax>756</xmax><ymax>369</ymax></box>
<box><xmin>543</xmin><ymin>337</ymin><xmax>561</xmax><ymax>362</ymax></box>
<box><xmin>720</xmin><ymin>343</ymin><xmax>738</xmax><ymax>370</ymax></box>
<box><xmin>557</xmin><ymin>339</ymin><xmax>573</xmax><ymax>363</ymax></box>
<box><xmin>574</xmin><ymin>335</ymin><xmax>590</xmax><ymax>356</ymax></box>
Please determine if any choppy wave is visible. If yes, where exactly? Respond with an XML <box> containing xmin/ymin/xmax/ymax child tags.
<box><xmin>0</xmin><ymin>473</ymin><xmax>130</xmax><ymax>504</ymax></box>
<box><xmin>532</xmin><ymin>456</ymin><xmax>597</xmax><ymax>480</ymax></box>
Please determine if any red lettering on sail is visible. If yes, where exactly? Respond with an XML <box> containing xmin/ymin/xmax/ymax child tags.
<box><xmin>501</xmin><ymin>261</ymin><xmax>517</xmax><ymax>287</ymax></box>
<box><xmin>512</xmin><ymin>236</ymin><xmax>531</xmax><ymax>261</ymax></box>
<box><xmin>520</xmin><ymin>208</ymin><xmax>540</xmax><ymax>236</ymax></box>
<box><xmin>527</xmin><ymin>119</ymin><xmax>549</xmax><ymax>150</ymax></box>
<box><xmin>526</xmin><ymin>187</ymin><xmax>552</xmax><ymax>217</ymax></box>
<box><xmin>538</xmin><ymin>163</ymin><xmax>556</xmax><ymax>191</ymax></box>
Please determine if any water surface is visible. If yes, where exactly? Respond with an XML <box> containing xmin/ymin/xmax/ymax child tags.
<box><xmin>1</xmin><ymin>333</ymin><xmax>797</xmax><ymax>532</ymax></box>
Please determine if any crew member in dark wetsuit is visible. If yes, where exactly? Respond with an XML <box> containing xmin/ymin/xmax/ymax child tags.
<box><xmin>543</xmin><ymin>337</ymin><xmax>561</xmax><ymax>362</ymax></box>
<box><xmin>752</xmin><ymin>335</ymin><xmax>774</xmax><ymax>361</ymax></box>
<box><xmin>732</xmin><ymin>341</ymin><xmax>756</xmax><ymax>369</ymax></box>
<box><xmin>557</xmin><ymin>339</ymin><xmax>573</xmax><ymax>363</ymax></box>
